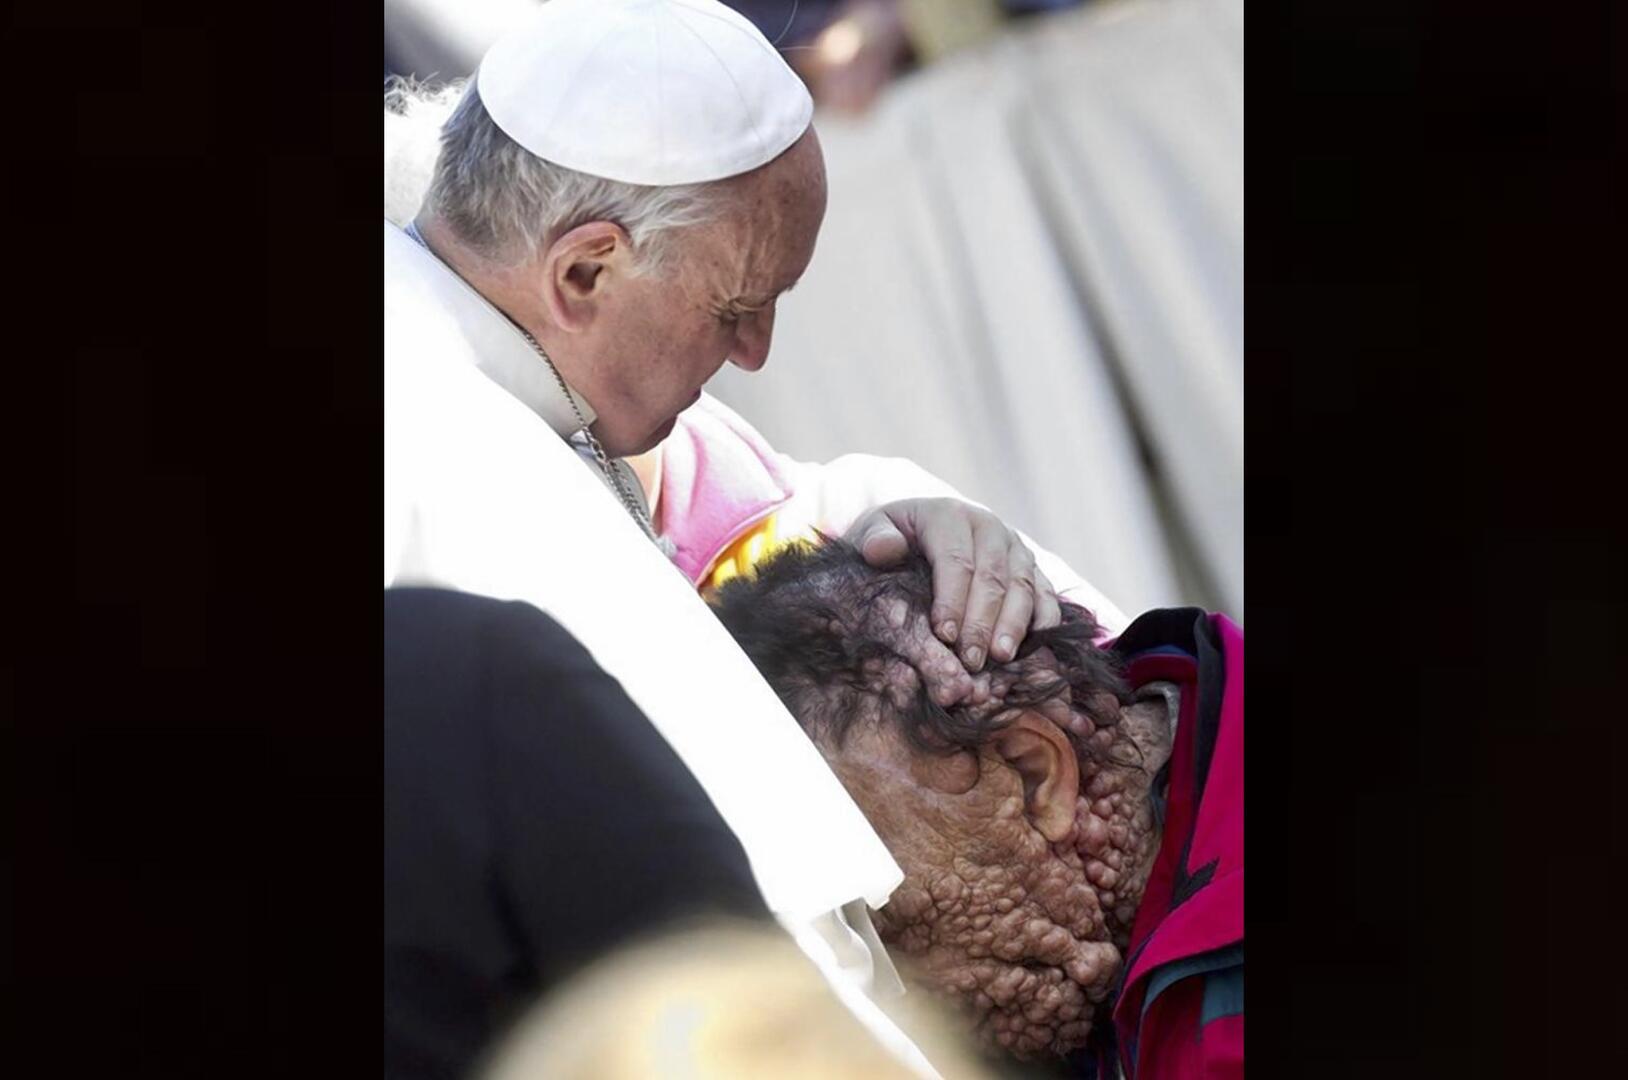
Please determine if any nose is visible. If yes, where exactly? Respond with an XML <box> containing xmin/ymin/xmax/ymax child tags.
<box><xmin>727</xmin><ymin>306</ymin><xmax>775</xmax><ymax>372</ymax></box>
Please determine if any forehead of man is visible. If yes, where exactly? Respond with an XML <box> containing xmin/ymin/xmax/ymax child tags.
<box><xmin>694</xmin><ymin>130</ymin><xmax>827</xmax><ymax>305</ymax></box>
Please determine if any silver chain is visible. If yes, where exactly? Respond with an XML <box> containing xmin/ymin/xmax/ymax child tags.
<box><xmin>401</xmin><ymin>221</ymin><xmax>659</xmax><ymax>543</ymax></box>
<box><xmin>520</xmin><ymin>325</ymin><xmax>659</xmax><ymax>542</ymax></box>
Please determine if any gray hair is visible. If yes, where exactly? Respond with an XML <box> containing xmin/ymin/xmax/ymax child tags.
<box><xmin>384</xmin><ymin>77</ymin><xmax>452</xmax><ymax>226</ymax></box>
<box><xmin>389</xmin><ymin>77</ymin><xmax>725</xmax><ymax>274</ymax></box>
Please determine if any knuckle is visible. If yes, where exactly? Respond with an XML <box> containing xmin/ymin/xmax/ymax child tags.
<box><xmin>973</xmin><ymin>569</ymin><xmax>1008</xmax><ymax>592</ymax></box>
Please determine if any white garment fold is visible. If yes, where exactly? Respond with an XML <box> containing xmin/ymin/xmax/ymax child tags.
<box><xmin>385</xmin><ymin>219</ymin><xmax>953</xmax><ymax>1075</ymax></box>
<box><xmin>386</xmin><ymin>222</ymin><xmax>903</xmax><ymax>923</ymax></box>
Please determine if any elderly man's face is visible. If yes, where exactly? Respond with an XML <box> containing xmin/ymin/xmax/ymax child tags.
<box><xmin>585</xmin><ymin>129</ymin><xmax>827</xmax><ymax>456</ymax></box>
<box><xmin>808</xmin><ymin>654</ymin><xmax>1170</xmax><ymax>1061</ymax></box>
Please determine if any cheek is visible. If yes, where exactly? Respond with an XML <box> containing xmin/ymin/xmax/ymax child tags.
<box><xmin>825</xmin><ymin>733</ymin><xmax>1013</xmax><ymax>876</ymax></box>
<box><xmin>838</xmin><ymin>765</ymin><xmax>1001</xmax><ymax>883</ymax></box>
<box><xmin>829</xmin><ymin>751</ymin><xmax>939</xmax><ymax>850</ymax></box>
<box><xmin>658</xmin><ymin>314</ymin><xmax>731</xmax><ymax>381</ymax></box>
<box><xmin>909</xmin><ymin>749</ymin><xmax>980</xmax><ymax>794</ymax></box>
<box><xmin>597</xmin><ymin>298</ymin><xmax>662</xmax><ymax>367</ymax></box>
<box><xmin>697</xmin><ymin>321</ymin><xmax>738</xmax><ymax>373</ymax></box>
<box><xmin>612</xmin><ymin>316</ymin><xmax>700</xmax><ymax>390</ymax></box>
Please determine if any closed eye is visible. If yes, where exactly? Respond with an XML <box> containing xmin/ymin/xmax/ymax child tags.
<box><xmin>730</xmin><ymin>282</ymin><xmax>796</xmax><ymax>313</ymax></box>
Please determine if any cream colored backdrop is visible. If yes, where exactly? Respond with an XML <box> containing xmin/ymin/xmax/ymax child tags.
<box><xmin>707</xmin><ymin>0</ymin><xmax>1243</xmax><ymax>617</ymax></box>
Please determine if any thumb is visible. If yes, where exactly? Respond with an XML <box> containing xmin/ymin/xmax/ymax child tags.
<box><xmin>852</xmin><ymin>512</ymin><xmax>911</xmax><ymax>566</ymax></box>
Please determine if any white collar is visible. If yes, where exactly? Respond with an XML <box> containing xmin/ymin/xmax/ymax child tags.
<box><xmin>385</xmin><ymin>221</ymin><xmax>598</xmax><ymax>438</ymax></box>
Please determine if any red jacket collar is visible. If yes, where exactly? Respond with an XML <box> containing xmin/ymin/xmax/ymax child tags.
<box><xmin>1112</xmin><ymin>613</ymin><xmax>1245</xmax><ymax>1026</ymax></box>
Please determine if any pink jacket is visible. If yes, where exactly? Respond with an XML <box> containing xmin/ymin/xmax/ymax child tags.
<box><xmin>657</xmin><ymin>394</ymin><xmax>798</xmax><ymax>588</ymax></box>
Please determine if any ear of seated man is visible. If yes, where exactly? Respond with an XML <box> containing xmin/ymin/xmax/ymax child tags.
<box><xmin>709</xmin><ymin>538</ymin><xmax>1179</xmax><ymax>1063</ymax></box>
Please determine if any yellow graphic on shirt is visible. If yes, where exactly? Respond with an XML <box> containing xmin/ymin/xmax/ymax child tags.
<box><xmin>702</xmin><ymin>513</ymin><xmax>812</xmax><ymax>593</ymax></box>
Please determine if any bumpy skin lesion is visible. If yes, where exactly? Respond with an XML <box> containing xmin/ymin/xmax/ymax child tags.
<box><xmin>861</xmin><ymin>756</ymin><xmax>1117</xmax><ymax>1057</ymax></box>
<box><xmin>814</xmin><ymin>610</ymin><xmax>1169</xmax><ymax>1061</ymax></box>
<box><xmin>708</xmin><ymin>543</ymin><xmax>1170</xmax><ymax>1064</ymax></box>
<box><xmin>1080</xmin><ymin>700</ymin><xmax>1167</xmax><ymax>940</ymax></box>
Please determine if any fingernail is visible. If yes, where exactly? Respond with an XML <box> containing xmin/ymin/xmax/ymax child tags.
<box><xmin>939</xmin><ymin>620</ymin><xmax>958</xmax><ymax>642</ymax></box>
<box><xmin>995</xmin><ymin>634</ymin><xmax>1015</xmax><ymax>658</ymax></box>
<box><xmin>963</xmin><ymin>646</ymin><xmax>984</xmax><ymax>669</ymax></box>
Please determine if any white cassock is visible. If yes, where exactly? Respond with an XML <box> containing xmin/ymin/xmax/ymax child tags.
<box><xmin>384</xmin><ymin>221</ymin><xmax>948</xmax><ymax>1076</ymax></box>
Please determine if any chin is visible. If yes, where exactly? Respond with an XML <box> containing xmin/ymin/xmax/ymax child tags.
<box><xmin>623</xmin><ymin>415</ymin><xmax>677</xmax><ymax>457</ymax></box>
<box><xmin>655</xmin><ymin>411</ymin><xmax>683</xmax><ymax>443</ymax></box>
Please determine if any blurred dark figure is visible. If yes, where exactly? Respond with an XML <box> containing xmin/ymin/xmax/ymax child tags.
<box><xmin>727</xmin><ymin>0</ymin><xmax>1088</xmax><ymax>114</ymax></box>
<box><xmin>382</xmin><ymin>1</ymin><xmax>1089</xmax><ymax>111</ymax></box>
<box><xmin>728</xmin><ymin>1</ymin><xmax>911</xmax><ymax>114</ymax></box>
<box><xmin>384</xmin><ymin>588</ymin><xmax>768</xmax><ymax>1080</ymax></box>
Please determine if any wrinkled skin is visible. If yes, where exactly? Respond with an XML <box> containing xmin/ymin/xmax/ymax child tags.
<box><xmin>812</xmin><ymin>603</ymin><xmax>1171</xmax><ymax>1061</ymax></box>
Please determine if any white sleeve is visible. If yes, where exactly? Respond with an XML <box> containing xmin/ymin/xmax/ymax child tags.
<box><xmin>780</xmin><ymin>453</ymin><xmax>1131</xmax><ymax>636</ymax></box>
<box><xmin>776</xmin><ymin>907</ymin><xmax>944</xmax><ymax>1080</ymax></box>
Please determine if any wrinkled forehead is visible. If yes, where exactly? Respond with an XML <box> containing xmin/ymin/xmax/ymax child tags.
<box><xmin>693</xmin><ymin>136</ymin><xmax>826</xmax><ymax>292</ymax></box>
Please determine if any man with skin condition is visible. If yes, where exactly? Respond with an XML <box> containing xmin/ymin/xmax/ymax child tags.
<box><xmin>713</xmin><ymin>539</ymin><xmax>1243</xmax><ymax>1079</ymax></box>
<box><xmin>384</xmin><ymin>2</ymin><xmax>1129</xmax><ymax>1069</ymax></box>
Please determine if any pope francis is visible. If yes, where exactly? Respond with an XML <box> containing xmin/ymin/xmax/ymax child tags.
<box><xmin>383</xmin><ymin>1</ymin><xmax>1125</xmax><ymax>1073</ymax></box>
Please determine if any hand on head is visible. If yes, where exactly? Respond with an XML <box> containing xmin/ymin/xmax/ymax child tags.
<box><xmin>845</xmin><ymin>498</ymin><xmax>1062</xmax><ymax>702</ymax></box>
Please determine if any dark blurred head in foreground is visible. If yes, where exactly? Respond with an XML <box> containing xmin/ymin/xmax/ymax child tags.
<box><xmin>712</xmin><ymin>540</ymin><xmax>1175</xmax><ymax>1062</ymax></box>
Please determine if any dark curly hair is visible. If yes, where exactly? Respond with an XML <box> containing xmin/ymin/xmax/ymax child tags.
<box><xmin>709</xmin><ymin>537</ymin><xmax>1136</xmax><ymax>766</ymax></box>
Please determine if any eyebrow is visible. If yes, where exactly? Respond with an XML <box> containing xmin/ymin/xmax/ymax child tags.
<box><xmin>733</xmin><ymin>280</ymin><xmax>800</xmax><ymax>308</ymax></box>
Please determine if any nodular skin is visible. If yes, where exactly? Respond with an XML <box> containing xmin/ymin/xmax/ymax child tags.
<box><xmin>817</xmin><ymin>626</ymin><xmax>1170</xmax><ymax>1061</ymax></box>
<box><xmin>710</xmin><ymin>542</ymin><xmax>1172</xmax><ymax>1063</ymax></box>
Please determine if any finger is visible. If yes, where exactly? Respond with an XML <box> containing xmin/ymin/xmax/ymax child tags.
<box><xmin>954</xmin><ymin>517</ymin><xmax>1011</xmax><ymax>671</ymax></box>
<box><xmin>848</xmin><ymin>508</ymin><xmax>911</xmax><ymax>567</ymax></box>
<box><xmin>915</xmin><ymin>632</ymin><xmax>977</xmax><ymax>708</ymax></box>
<box><xmin>989</xmin><ymin>550</ymin><xmax>1038</xmax><ymax>662</ymax></box>
<box><xmin>1030</xmin><ymin>566</ymin><xmax>1062</xmax><ymax>631</ymax></box>
<box><xmin>919</xmin><ymin>512</ymin><xmax>976</xmax><ymax>646</ymax></box>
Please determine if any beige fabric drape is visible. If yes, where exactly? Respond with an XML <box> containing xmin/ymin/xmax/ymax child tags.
<box><xmin>709</xmin><ymin>0</ymin><xmax>1243</xmax><ymax>616</ymax></box>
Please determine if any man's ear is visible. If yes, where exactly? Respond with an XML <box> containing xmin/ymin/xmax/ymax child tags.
<box><xmin>538</xmin><ymin>221</ymin><xmax>631</xmax><ymax>332</ymax></box>
<box><xmin>993</xmin><ymin>710</ymin><xmax>1080</xmax><ymax>843</ymax></box>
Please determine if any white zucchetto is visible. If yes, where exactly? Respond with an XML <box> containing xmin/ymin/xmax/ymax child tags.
<box><xmin>476</xmin><ymin>0</ymin><xmax>814</xmax><ymax>186</ymax></box>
